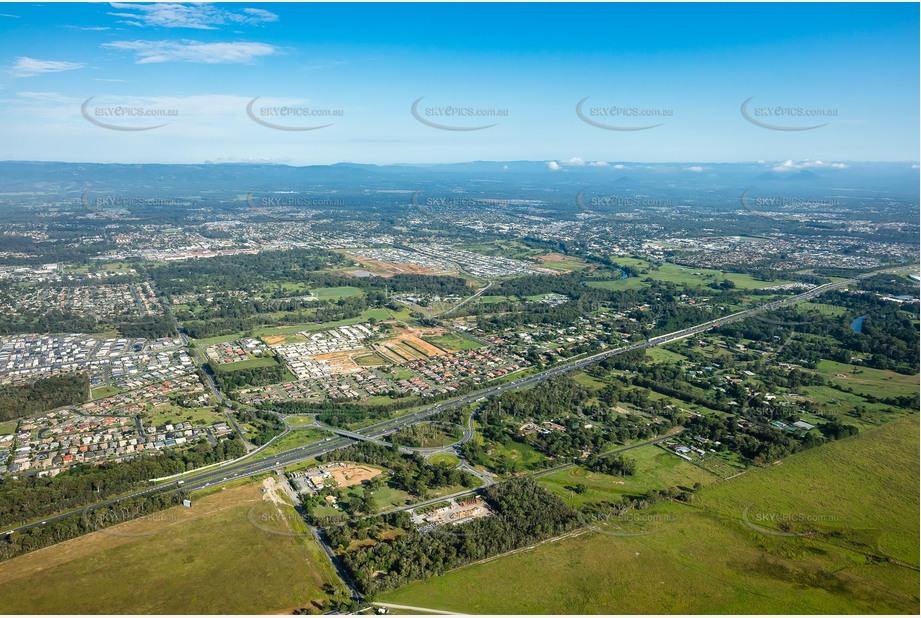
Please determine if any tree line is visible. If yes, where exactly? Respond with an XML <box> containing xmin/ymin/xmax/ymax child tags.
<box><xmin>0</xmin><ymin>373</ymin><xmax>89</xmax><ymax>423</ymax></box>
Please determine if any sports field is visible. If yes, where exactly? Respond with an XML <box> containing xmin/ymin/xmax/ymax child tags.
<box><xmin>0</xmin><ymin>484</ymin><xmax>345</xmax><ymax>614</ymax></box>
<box><xmin>379</xmin><ymin>416</ymin><xmax>920</xmax><ymax>614</ymax></box>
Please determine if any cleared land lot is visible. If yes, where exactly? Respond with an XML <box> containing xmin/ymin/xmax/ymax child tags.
<box><xmin>380</xmin><ymin>416</ymin><xmax>919</xmax><ymax>614</ymax></box>
<box><xmin>0</xmin><ymin>484</ymin><xmax>343</xmax><ymax>614</ymax></box>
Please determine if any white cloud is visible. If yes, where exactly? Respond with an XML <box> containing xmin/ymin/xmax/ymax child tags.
<box><xmin>612</xmin><ymin>164</ymin><xmax>625</xmax><ymax>170</ymax></box>
<box><xmin>686</xmin><ymin>166</ymin><xmax>704</xmax><ymax>173</ymax></box>
<box><xmin>15</xmin><ymin>91</ymin><xmax>78</xmax><ymax>103</ymax></box>
<box><xmin>547</xmin><ymin>161</ymin><xmax>562</xmax><ymax>171</ymax></box>
<box><xmin>103</xmin><ymin>40</ymin><xmax>278</xmax><ymax>64</ymax></box>
<box><xmin>108</xmin><ymin>3</ymin><xmax>278</xmax><ymax>30</ymax></box>
<box><xmin>11</xmin><ymin>57</ymin><xmax>85</xmax><ymax>77</ymax></box>
<box><xmin>238</xmin><ymin>8</ymin><xmax>279</xmax><ymax>24</ymax></box>
<box><xmin>771</xmin><ymin>159</ymin><xmax>848</xmax><ymax>173</ymax></box>
<box><xmin>553</xmin><ymin>157</ymin><xmax>611</xmax><ymax>168</ymax></box>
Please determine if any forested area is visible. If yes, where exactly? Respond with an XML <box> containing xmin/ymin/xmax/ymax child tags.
<box><xmin>334</xmin><ymin>478</ymin><xmax>579</xmax><ymax>594</ymax></box>
<box><xmin>161</xmin><ymin>250</ymin><xmax>472</xmax><ymax>337</ymax></box>
<box><xmin>264</xmin><ymin>400</ymin><xmax>410</xmax><ymax>427</ymax></box>
<box><xmin>211</xmin><ymin>359</ymin><xmax>289</xmax><ymax>391</ymax></box>
<box><xmin>0</xmin><ymin>373</ymin><xmax>89</xmax><ymax>422</ymax></box>
<box><xmin>233</xmin><ymin>408</ymin><xmax>285</xmax><ymax>445</ymax></box>
<box><xmin>683</xmin><ymin>414</ymin><xmax>858</xmax><ymax>465</ymax></box>
<box><xmin>150</xmin><ymin>248</ymin><xmax>352</xmax><ymax>296</ymax></box>
<box><xmin>717</xmin><ymin>294</ymin><xmax>919</xmax><ymax>374</ymax></box>
<box><xmin>458</xmin><ymin>376</ymin><xmax>676</xmax><ymax>470</ymax></box>
<box><xmin>584</xmin><ymin>452</ymin><xmax>636</xmax><ymax>476</ymax></box>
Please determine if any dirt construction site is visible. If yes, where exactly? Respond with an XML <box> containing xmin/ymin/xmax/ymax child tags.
<box><xmin>344</xmin><ymin>254</ymin><xmax>448</xmax><ymax>277</ymax></box>
<box><xmin>326</xmin><ymin>463</ymin><xmax>383</xmax><ymax>488</ymax></box>
<box><xmin>374</xmin><ymin>326</ymin><xmax>452</xmax><ymax>363</ymax></box>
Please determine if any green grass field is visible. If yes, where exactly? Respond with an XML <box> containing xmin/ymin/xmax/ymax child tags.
<box><xmin>141</xmin><ymin>405</ymin><xmax>222</xmax><ymax>428</ymax></box>
<box><xmin>532</xmin><ymin>254</ymin><xmax>592</xmax><ymax>272</ymax></box>
<box><xmin>191</xmin><ymin>308</ymin><xmax>394</xmax><ymax>346</ymax></box>
<box><xmin>0</xmin><ymin>484</ymin><xmax>345</xmax><ymax>613</ymax></box>
<box><xmin>379</xmin><ymin>416</ymin><xmax>919</xmax><ymax>614</ymax></box>
<box><xmin>571</xmin><ymin>372</ymin><xmax>608</xmax><ymax>390</ymax></box>
<box><xmin>423</xmin><ymin>332</ymin><xmax>483</xmax><ymax>351</ymax></box>
<box><xmin>254</xmin><ymin>429</ymin><xmax>329</xmax><ymax>460</ymax></box>
<box><xmin>255</xmin><ymin>308</ymin><xmax>393</xmax><ymax>338</ymax></box>
<box><xmin>646</xmin><ymin>346</ymin><xmax>688</xmax><ymax>364</ymax></box>
<box><xmin>537</xmin><ymin>444</ymin><xmax>717</xmax><ymax>508</ymax></box>
<box><xmin>428</xmin><ymin>453</ymin><xmax>461</xmax><ymax>467</ymax></box>
<box><xmin>90</xmin><ymin>385</ymin><xmax>121</xmax><ymax>399</ymax></box>
<box><xmin>800</xmin><ymin>301</ymin><xmax>849</xmax><ymax>317</ymax></box>
<box><xmin>811</xmin><ymin>359</ymin><xmax>919</xmax><ymax>400</ymax></box>
<box><xmin>0</xmin><ymin>420</ymin><xmax>18</xmax><ymax>435</ymax></box>
<box><xmin>355</xmin><ymin>352</ymin><xmax>388</xmax><ymax>366</ymax></box>
<box><xmin>313</xmin><ymin>286</ymin><xmax>363</xmax><ymax>299</ymax></box>
<box><xmin>210</xmin><ymin>355</ymin><xmax>280</xmax><ymax>372</ymax></box>
<box><xmin>587</xmin><ymin>257</ymin><xmax>794</xmax><ymax>291</ymax></box>
<box><xmin>283</xmin><ymin>415</ymin><xmax>316</xmax><ymax>427</ymax></box>
<box><xmin>487</xmin><ymin>438</ymin><xmax>547</xmax><ymax>471</ymax></box>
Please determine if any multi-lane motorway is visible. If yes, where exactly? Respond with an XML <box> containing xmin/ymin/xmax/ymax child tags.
<box><xmin>3</xmin><ymin>268</ymin><xmax>904</xmax><ymax>537</ymax></box>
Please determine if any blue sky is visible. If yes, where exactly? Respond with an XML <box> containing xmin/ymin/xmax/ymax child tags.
<box><xmin>0</xmin><ymin>2</ymin><xmax>917</xmax><ymax>165</ymax></box>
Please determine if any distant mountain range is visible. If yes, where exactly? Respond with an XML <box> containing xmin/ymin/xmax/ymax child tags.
<box><xmin>0</xmin><ymin>160</ymin><xmax>916</xmax><ymax>207</ymax></box>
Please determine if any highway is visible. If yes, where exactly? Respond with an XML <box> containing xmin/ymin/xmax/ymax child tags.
<box><xmin>1</xmin><ymin>268</ymin><xmax>899</xmax><ymax>537</ymax></box>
